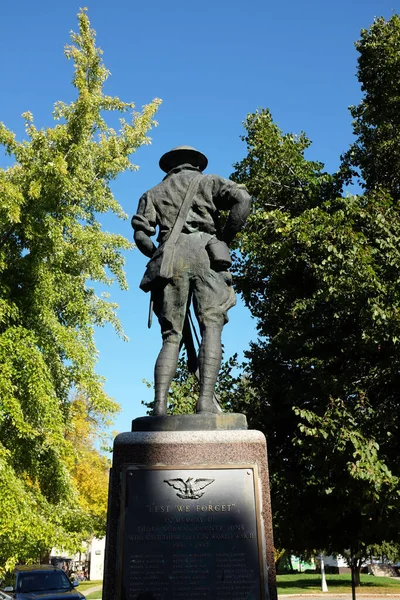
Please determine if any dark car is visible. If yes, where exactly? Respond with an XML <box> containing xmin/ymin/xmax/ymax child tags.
<box><xmin>3</xmin><ymin>566</ymin><xmax>86</xmax><ymax>600</ymax></box>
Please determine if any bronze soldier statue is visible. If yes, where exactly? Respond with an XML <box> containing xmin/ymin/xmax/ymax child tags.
<box><xmin>132</xmin><ymin>146</ymin><xmax>251</xmax><ymax>416</ymax></box>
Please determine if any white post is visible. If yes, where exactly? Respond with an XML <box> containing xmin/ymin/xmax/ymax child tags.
<box><xmin>320</xmin><ymin>553</ymin><xmax>329</xmax><ymax>592</ymax></box>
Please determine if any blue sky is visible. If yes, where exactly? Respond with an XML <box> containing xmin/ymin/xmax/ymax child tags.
<box><xmin>1</xmin><ymin>0</ymin><xmax>398</xmax><ymax>433</ymax></box>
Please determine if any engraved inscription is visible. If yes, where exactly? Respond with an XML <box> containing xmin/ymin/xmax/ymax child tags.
<box><xmin>128</xmin><ymin>554</ymin><xmax>165</xmax><ymax>598</ymax></box>
<box><xmin>216</xmin><ymin>552</ymin><xmax>258</xmax><ymax>598</ymax></box>
<box><xmin>172</xmin><ymin>554</ymin><xmax>211</xmax><ymax>598</ymax></box>
<box><xmin>119</xmin><ymin>466</ymin><xmax>264</xmax><ymax>599</ymax></box>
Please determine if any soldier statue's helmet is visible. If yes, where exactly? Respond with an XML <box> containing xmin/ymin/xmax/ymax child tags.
<box><xmin>159</xmin><ymin>146</ymin><xmax>208</xmax><ymax>173</ymax></box>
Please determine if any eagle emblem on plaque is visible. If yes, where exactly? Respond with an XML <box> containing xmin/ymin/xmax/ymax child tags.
<box><xmin>163</xmin><ymin>477</ymin><xmax>215</xmax><ymax>499</ymax></box>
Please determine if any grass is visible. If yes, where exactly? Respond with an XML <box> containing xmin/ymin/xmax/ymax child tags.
<box><xmin>74</xmin><ymin>580</ymin><xmax>102</xmax><ymax>598</ymax></box>
<box><xmin>277</xmin><ymin>574</ymin><xmax>400</xmax><ymax>595</ymax></box>
<box><xmin>75</xmin><ymin>574</ymin><xmax>400</xmax><ymax>598</ymax></box>
<box><xmin>86</xmin><ymin>592</ymin><xmax>102</xmax><ymax>600</ymax></box>
<box><xmin>74</xmin><ymin>580</ymin><xmax>102</xmax><ymax>591</ymax></box>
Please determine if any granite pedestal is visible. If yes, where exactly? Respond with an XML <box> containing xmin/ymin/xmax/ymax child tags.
<box><xmin>103</xmin><ymin>415</ymin><xmax>276</xmax><ymax>600</ymax></box>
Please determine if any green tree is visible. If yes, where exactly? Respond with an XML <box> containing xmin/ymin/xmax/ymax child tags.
<box><xmin>341</xmin><ymin>15</ymin><xmax>400</xmax><ymax>199</ymax></box>
<box><xmin>366</xmin><ymin>541</ymin><xmax>400</xmax><ymax>565</ymax></box>
<box><xmin>0</xmin><ymin>9</ymin><xmax>160</xmax><ymax>574</ymax></box>
<box><xmin>230</xmin><ymin>24</ymin><xmax>400</xmax><ymax>581</ymax></box>
<box><xmin>64</xmin><ymin>394</ymin><xmax>116</xmax><ymax>539</ymax></box>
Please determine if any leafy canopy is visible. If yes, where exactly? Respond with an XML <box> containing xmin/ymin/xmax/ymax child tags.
<box><xmin>0</xmin><ymin>8</ymin><xmax>160</xmax><ymax>573</ymax></box>
<box><xmin>230</xmin><ymin>16</ymin><xmax>400</xmax><ymax>560</ymax></box>
<box><xmin>341</xmin><ymin>15</ymin><xmax>400</xmax><ymax>199</ymax></box>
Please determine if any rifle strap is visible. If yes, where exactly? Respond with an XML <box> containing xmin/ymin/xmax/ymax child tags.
<box><xmin>158</xmin><ymin>174</ymin><xmax>201</xmax><ymax>281</ymax></box>
<box><xmin>163</xmin><ymin>174</ymin><xmax>202</xmax><ymax>250</ymax></box>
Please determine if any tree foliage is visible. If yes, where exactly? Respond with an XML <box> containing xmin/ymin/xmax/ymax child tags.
<box><xmin>366</xmin><ymin>541</ymin><xmax>400</xmax><ymax>564</ymax></box>
<box><xmin>341</xmin><ymin>15</ymin><xmax>400</xmax><ymax>199</ymax></box>
<box><xmin>0</xmin><ymin>9</ymin><xmax>160</xmax><ymax>573</ymax></box>
<box><xmin>64</xmin><ymin>394</ymin><xmax>114</xmax><ymax>539</ymax></box>
<box><xmin>230</xmin><ymin>14</ymin><xmax>400</xmax><ymax>570</ymax></box>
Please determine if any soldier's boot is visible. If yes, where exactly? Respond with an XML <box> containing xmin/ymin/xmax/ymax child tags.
<box><xmin>196</xmin><ymin>326</ymin><xmax>223</xmax><ymax>414</ymax></box>
<box><xmin>153</xmin><ymin>340</ymin><xmax>180</xmax><ymax>416</ymax></box>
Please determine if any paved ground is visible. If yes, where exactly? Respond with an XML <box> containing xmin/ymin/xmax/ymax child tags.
<box><xmin>78</xmin><ymin>585</ymin><xmax>400</xmax><ymax>599</ymax></box>
<box><xmin>279</xmin><ymin>592</ymin><xmax>400</xmax><ymax>600</ymax></box>
<box><xmin>79</xmin><ymin>588</ymin><xmax>400</xmax><ymax>599</ymax></box>
<box><xmin>79</xmin><ymin>584</ymin><xmax>102</xmax><ymax>596</ymax></box>
<box><xmin>78</xmin><ymin>587</ymin><xmax>400</xmax><ymax>599</ymax></box>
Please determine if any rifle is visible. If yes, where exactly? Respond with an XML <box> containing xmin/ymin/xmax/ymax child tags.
<box><xmin>182</xmin><ymin>310</ymin><xmax>223</xmax><ymax>413</ymax></box>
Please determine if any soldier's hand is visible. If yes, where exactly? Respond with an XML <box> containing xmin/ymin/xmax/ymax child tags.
<box><xmin>134</xmin><ymin>230</ymin><xmax>156</xmax><ymax>258</ymax></box>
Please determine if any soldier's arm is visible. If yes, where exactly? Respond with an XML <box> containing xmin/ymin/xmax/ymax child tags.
<box><xmin>213</xmin><ymin>177</ymin><xmax>252</xmax><ymax>245</ymax></box>
<box><xmin>134</xmin><ymin>230</ymin><xmax>156</xmax><ymax>258</ymax></box>
<box><xmin>131</xmin><ymin>192</ymin><xmax>157</xmax><ymax>258</ymax></box>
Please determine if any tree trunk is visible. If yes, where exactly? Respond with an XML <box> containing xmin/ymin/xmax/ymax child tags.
<box><xmin>353</xmin><ymin>564</ymin><xmax>361</xmax><ymax>587</ymax></box>
<box><xmin>320</xmin><ymin>553</ymin><xmax>328</xmax><ymax>592</ymax></box>
<box><xmin>288</xmin><ymin>554</ymin><xmax>294</xmax><ymax>572</ymax></box>
<box><xmin>350</xmin><ymin>545</ymin><xmax>361</xmax><ymax>600</ymax></box>
<box><xmin>40</xmin><ymin>549</ymin><xmax>51</xmax><ymax>564</ymax></box>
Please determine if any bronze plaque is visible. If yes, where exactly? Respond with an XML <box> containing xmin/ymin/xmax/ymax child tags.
<box><xmin>118</xmin><ymin>465</ymin><xmax>265</xmax><ymax>599</ymax></box>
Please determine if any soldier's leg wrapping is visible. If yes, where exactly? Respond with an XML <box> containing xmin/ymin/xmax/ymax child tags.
<box><xmin>152</xmin><ymin>271</ymin><xmax>190</xmax><ymax>416</ymax></box>
<box><xmin>153</xmin><ymin>339</ymin><xmax>180</xmax><ymax>416</ymax></box>
<box><xmin>197</xmin><ymin>323</ymin><xmax>223</xmax><ymax>413</ymax></box>
<box><xmin>193</xmin><ymin>263</ymin><xmax>236</xmax><ymax>414</ymax></box>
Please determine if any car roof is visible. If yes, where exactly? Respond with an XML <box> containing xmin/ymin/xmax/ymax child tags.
<box><xmin>14</xmin><ymin>565</ymin><xmax>63</xmax><ymax>573</ymax></box>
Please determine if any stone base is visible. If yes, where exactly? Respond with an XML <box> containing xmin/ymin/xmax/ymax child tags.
<box><xmin>132</xmin><ymin>412</ymin><xmax>248</xmax><ymax>431</ymax></box>
<box><xmin>103</xmin><ymin>428</ymin><xmax>276</xmax><ymax>600</ymax></box>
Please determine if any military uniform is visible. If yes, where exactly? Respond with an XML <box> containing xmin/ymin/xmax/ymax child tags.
<box><xmin>132</xmin><ymin>147</ymin><xmax>251</xmax><ymax>415</ymax></box>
